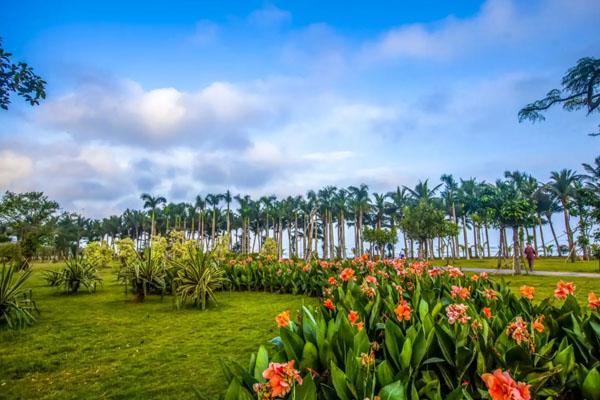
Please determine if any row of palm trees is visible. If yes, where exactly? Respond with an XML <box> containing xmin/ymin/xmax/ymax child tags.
<box><xmin>54</xmin><ymin>156</ymin><xmax>599</xmax><ymax>264</ymax></box>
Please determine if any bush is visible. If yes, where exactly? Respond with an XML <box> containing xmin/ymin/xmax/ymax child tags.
<box><xmin>46</xmin><ymin>256</ymin><xmax>102</xmax><ymax>294</ymax></box>
<box><xmin>0</xmin><ymin>264</ymin><xmax>37</xmax><ymax>329</ymax></box>
<box><xmin>118</xmin><ymin>252</ymin><xmax>166</xmax><ymax>302</ymax></box>
<box><xmin>172</xmin><ymin>249</ymin><xmax>228</xmax><ymax>310</ymax></box>
<box><xmin>83</xmin><ymin>241</ymin><xmax>114</xmax><ymax>269</ymax></box>
<box><xmin>116</xmin><ymin>238</ymin><xmax>138</xmax><ymax>268</ymax></box>
<box><xmin>0</xmin><ymin>242</ymin><xmax>24</xmax><ymax>268</ymax></box>
<box><xmin>260</xmin><ymin>238</ymin><xmax>278</xmax><ymax>259</ymax></box>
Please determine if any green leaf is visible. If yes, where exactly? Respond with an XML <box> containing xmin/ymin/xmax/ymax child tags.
<box><xmin>254</xmin><ymin>345</ymin><xmax>269</xmax><ymax>381</ymax></box>
<box><xmin>583</xmin><ymin>368</ymin><xmax>600</xmax><ymax>400</ymax></box>
<box><xmin>376</xmin><ymin>360</ymin><xmax>395</xmax><ymax>387</ymax></box>
<box><xmin>434</xmin><ymin>325</ymin><xmax>455</xmax><ymax>367</ymax></box>
<box><xmin>223</xmin><ymin>378</ymin><xmax>254</xmax><ymax>400</ymax></box>
<box><xmin>379</xmin><ymin>380</ymin><xmax>407</xmax><ymax>400</ymax></box>
<box><xmin>295</xmin><ymin>373</ymin><xmax>318</xmax><ymax>400</ymax></box>
<box><xmin>281</xmin><ymin>327</ymin><xmax>305</xmax><ymax>361</ymax></box>
<box><xmin>330</xmin><ymin>362</ymin><xmax>352</xmax><ymax>400</ymax></box>
<box><xmin>300</xmin><ymin>341</ymin><xmax>319</xmax><ymax>370</ymax></box>
<box><xmin>400</xmin><ymin>337</ymin><xmax>412</xmax><ymax>371</ymax></box>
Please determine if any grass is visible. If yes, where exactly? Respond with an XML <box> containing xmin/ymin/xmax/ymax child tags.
<box><xmin>1</xmin><ymin>261</ymin><xmax>599</xmax><ymax>399</ymax></box>
<box><xmin>451</xmin><ymin>257</ymin><xmax>600</xmax><ymax>273</ymax></box>
<box><xmin>0</xmin><ymin>263</ymin><xmax>315</xmax><ymax>399</ymax></box>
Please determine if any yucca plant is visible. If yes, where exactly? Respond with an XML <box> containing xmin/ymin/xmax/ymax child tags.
<box><xmin>0</xmin><ymin>264</ymin><xmax>37</xmax><ymax>329</ymax></box>
<box><xmin>48</xmin><ymin>256</ymin><xmax>102</xmax><ymax>294</ymax></box>
<box><xmin>172</xmin><ymin>249</ymin><xmax>228</xmax><ymax>310</ymax></box>
<box><xmin>118</xmin><ymin>251</ymin><xmax>166</xmax><ymax>302</ymax></box>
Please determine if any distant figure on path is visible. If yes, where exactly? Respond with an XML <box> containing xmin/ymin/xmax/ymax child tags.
<box><xmin>524</xmin><ymin>242</ymin><xmax>536</xmax><ymax>271</ymax></box>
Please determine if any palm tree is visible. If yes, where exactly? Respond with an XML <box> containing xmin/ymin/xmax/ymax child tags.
<box><xmin>235</xmin><ymin>195</ymin><xmax>251</xmax><ymax>254</ymax></box>
<box><xmin>387</xmin><ymin>186</ymin><xmax>410</xmax><ymax>258</ymax></box>
<box><xmin>348</xmin><ymin>184</ymin><xmax>370</xmax><ymax>255</ymax></box>
<box><xmin>205</xmin><ymin>194</ymin><xmax>222</xmax><ymax>249</ymax></box>
<box><xmin>440</xmin><ymin>174</ymin><xmax>460</xmax><ymax>258</ymax></box>
<box><xmin>333</xmin><ymin>189</ymin><xmax>349</xmax><ymax>258</ymax></box>
<box><xmin>582</xmin><ymin>156</ymin><xmax>600</xmax><ymax>195</ymax></box>
<box><xmin>223</xmin><ymin>190</ymin><xmax>233</xmax><ymax>249</ymax></box>
<box><xmin>546</xmin><ymin>169</ymin><xmax>581</xmax><ymax>262</ymax></box>
<box><xmin>140</xmin><ymin>193</ymin><xmax>166</xmax><ymax>239</ymax></box>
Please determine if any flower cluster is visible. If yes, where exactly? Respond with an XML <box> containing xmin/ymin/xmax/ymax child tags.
<box><xmin>446</xmin><ymin>303</ymin><xmax>471</xmax><ymax>325</ymax></box>
<box><xmin>254</xmin><ymin>360</ymin><xmax>303</xmax><ymax>399</ymax></box>
<box><xmin>481</xmin><ymin>369</ymin><xmax>531</xmax><ymax>400</ymax></box>
<box><xmin>554</xmin><ymin>280</ymin><xmax>575</xmax><ymax>299</ymax></box>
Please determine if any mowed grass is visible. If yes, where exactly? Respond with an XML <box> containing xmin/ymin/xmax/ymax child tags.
<box><xmin>452</xmin><ymin>257</ymin><xmax>600</xmax><ymax>273</ymax></box>
<box><xmin>0</xmin><ymin>263</ymin><xmax>315</xmax><ymax>400</ymax></box>
<box><xmin>1</xmin><ymin>262</ymin><xmax>599</xmax><ymax>400</ymax></box>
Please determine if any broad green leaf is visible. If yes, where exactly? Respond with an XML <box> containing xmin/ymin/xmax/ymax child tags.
<box><xmin>254</xmin><ymin>345</ymin><xmax>269</xmax><ymax>381</ymax></box>
<box><xmin>582</xmin><ymin>368</ymin><xmax>600</xmax><ymax>400</ymax></box>
<box><xmin>295</xmin><ymin>373</ymin><xmax>318</xmax><ymax>400</ymax></box>
<box><xmin>379</xmin><ymin>380</ymin><xmax>407</xmax><ymax>400</ymax></box>
<box><xmin>300</xmin><ymin>341</ymin><xmax>319</xmax><ymax>370</ymax></box>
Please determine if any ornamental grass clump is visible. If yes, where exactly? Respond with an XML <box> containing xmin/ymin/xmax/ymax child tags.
<box><xmin>0</xmin><ymin>264</ymin><xmax>37</xmax><ymax>329</ymax></box>
<box><xmin>220</xmin><ymin>257</ymin><xmax>600</xmax><ymax>399</ymax></box>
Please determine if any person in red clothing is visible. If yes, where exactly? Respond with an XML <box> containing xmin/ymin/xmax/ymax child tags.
<box><xmin>524</xmin><ymin>242</ymin><xmax>537</xmax><ymax>271</ymax></box>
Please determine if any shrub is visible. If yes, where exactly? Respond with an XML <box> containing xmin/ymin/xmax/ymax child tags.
<box><xmin>116</xmin><ymin>238</ymin><xmax>138</xmax><ymax>268</ymax></box>
<box><xmin>118</xmin><ymin>252</ymin><xmax>166</xmax><ymax>302</ymax></box>
<box><xmin>46</xmin><ymin>256</ymin><xmax>102</xmax><ymax>294</ymax></box>
<box><xmin>172</xmin><ymin>249</ymin><xmax>228</xmax><ymax>310</ymax></box>
<box><xmin>260</xmin><ymin>238</ymin><xmax>278</xmax><ymax>259</ymax></box>
<box><xmin>0</xmin><ymin>242</ymin><xmax>25</xmax><ymax>269</ymax></box>
<box><xmin>0</xmin><ymin>264</ymin><xmax>37</xmax><ymax>329</ymax></box>
<box><xmin>83</xmin><ymin>241</ymin><xmax>114</xmax><ymax>269</ymax></box>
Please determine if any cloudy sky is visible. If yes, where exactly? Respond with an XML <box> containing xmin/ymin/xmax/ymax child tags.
<box><xmin>1</xmin><ymin>0</ymin><xmax>599</xmax><ymax>217</ymax></box>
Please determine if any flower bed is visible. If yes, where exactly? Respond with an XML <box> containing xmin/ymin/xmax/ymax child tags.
<box><xmin>221</xmin><ymin>256</ymin><xmax>600</xmax><ymax>399</ymax></box>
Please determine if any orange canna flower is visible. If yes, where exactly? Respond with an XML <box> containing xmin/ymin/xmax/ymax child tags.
<box><xmin>361</xmin><ymin>253</ymin><xmax>370</xmax><ymax>262</ymax></box>
<box><xmin>340</xmin><ymin>268</ymin><xmax>356</xmax><ymax>282</ymax></box>
<box><xmin>532</xmin><ymin>315</ymin><xmax>545</xmax><ymax>333</ymax></box>
<box><xmin>507</xmin><ymin>317</ymin><xmax>530</xmax><ymax>345</ymax></box>
<box><xmin>275</xmin><ymin>310</ymin><xmax>291</xmax><ymax>328</ymax></box>
<box><xmin>471</xmin><ymin>274</ymin><xmax>479</xmax><ymax>282</ymax></box>
<box><xmin>355</xmin><ymin>322</ymin><xmax>364</xmax><ymax>331</ymax></box>
<box><xmin>554</xmin><ymin>280</ymin><xmax>576</xmax><ymax>299</ymax></box>
<box><xmin>481</xmin><ymin>369</ymin><xmax>531</xmax><ymax>400</ymax></box>
<box><xmin>483</xmin><ymin>307</ymin><xmax>493</xmax><ymax>319</ymax></box>
<box><xmin>588</xmin><ymin>292</ymin><xmax>600</xmax><ymax>310</ymax></box>
<box><xmin>365</xmin><ymin>275</ymin><xmax>378</xmax><ymax>285</ymax></box>
<box><xmin>394</xmin><ymin>300</ymin><xmax>412</xmax><ymax>321</ymax></box>
<box><xmin>484</xmin><ymin>288</ymin><xmax>499</xmax><ymax>300</ymax></box>
<box><xmin>348</xmin><ymin>310</ymin><xmax>360</xmax><ymax>325</ymax></box>
<box><xmin>451</xmin><ymin>285</ymin><xmax>471</xmax><ymax>300</ymax></box>
<box><xmin>260</xmin><ymin>360</ymin><xmax>303</xmax><ymax>398</ymax></box>
<box><xmin>519</xmin><ymin>285</ymin><xmax>535</xmax><ymax>300</ymax></box>
<box><xmin>323</xmin><ymin>298</ymin><xmax>336</xmax><ymax>311</ymax></box>
<box><xmin>328</xmin><ymin>276</ymin><xmax>337</xmax><ymax>285</ymax></box>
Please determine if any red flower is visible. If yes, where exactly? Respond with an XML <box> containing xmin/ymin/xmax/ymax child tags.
<box><xmin>259</xmin><ymin>360</ymin><xmax>303</xmax><ymax>398</ymax></box>
<box><xmin>481</xmin><ymin>369</ymin><xmax>531</xmax><ymax>400</ymax></box>
<box><xmin>519</xmin><ymin>285</ymin><xmax>535</xmax><ymax>300</ymax></box>
<box><xmin>394</xmin><ymin>300</ymin><xmax>412</xmax><ymax>321</ymax></box>
<box><xmin>554</xmin><ymin>280</ymin><xmax>575</xmax><ymax>299</ymax></box>
<box><xmin>348</xmin><ymin>310</ymin><xmax>360</xmax><ymax>324</ymax></box>
<box><xmin>588</xmin><ymin>292</ymin><xmax>600</xmax><ymax>310</ymax></box>
<box><xmin>275</xmin><ymin>311</ymin><xmax>291</xmax><ymax>328</ymax></box>
<box><xmin>328</xmin><ymin>276</ymin><xmax>337</xmax><ymax>285</ymax></box>
<box><xmin>323</xmin><ymin>298</ymin><xmax>336</xmax><ymax>311</ymax></box>
<box><xmin>451</xmin><ymin>285</ymin><xmax>471</xmax><ymax>300</ymax></box>
<box><xmin>340</xmin><ymin>268</ymin><xmax>355</xmax><ymax>282</ymax></box>
<box><xmin>483</xmin><ymin>307</ymin><xmax>492</xmax><ymax>319</ymax></box>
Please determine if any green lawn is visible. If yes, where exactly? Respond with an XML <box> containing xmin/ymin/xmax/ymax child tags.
<box><xmin>451</xmin><ymin>257</ymin><xmax>600</xmax><ymax>273</ymax></box>
<box><xmin>501</xmin><ymin>275</ymin><xmax>600</xmax><ymax>299</ymax></box>
<box><xmin>0</xmin><ymin>264</ymin><xmax>314</xmax><ymax>400</ymax></box>
<box><xmin>1</xmin><ymin>262</ymin><xmax>599</xmax><ymax>400</ymax></box>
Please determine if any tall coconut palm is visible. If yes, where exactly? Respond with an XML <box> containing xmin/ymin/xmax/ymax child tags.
<box><xmin>546</xmin><ymin>169</ymin><xmax>581</xmax><ymax>262</ymax></box>
<box><xmin>223</xmin><ymin>190</ymin><xmax>233</xmax><ymax>248</ymax></box>
<box><xmin>205</xmin><ymin>194</ymin><xmax>222</xmax><ymax>249</ymax></box>
<box><xmin>140</xmin><ymin>193</ymin><xmax>166</xmax><ymax>239</ymax></box>
<box><xmin>582</xmin><ymin>156</ymin><xmax>600</xmax><ymax>195</ymax></box>
<box><xmin>387</xmin><ymin>186</ymin><xmax>410</xmax><ymax>257</ymax></box>
<box><xmin>348</xmin><ymin>184</ymin><xmax>370</xmax><ymax>255</ymax></box>
<box><xmin>333</xmin><ymin>189</ymin><xmax>349</xmax><ymax>258</ymax></box>
<box><xmin>440</xmin><ymin>174</ymin><xmax>460</xmax><ymax>258</ymax></box>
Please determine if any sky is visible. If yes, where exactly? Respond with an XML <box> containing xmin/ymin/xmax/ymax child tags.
<box><xmin>0</xmin><ymin>0</ymin><xmax>599</xmax><ymax>218</ymax></box>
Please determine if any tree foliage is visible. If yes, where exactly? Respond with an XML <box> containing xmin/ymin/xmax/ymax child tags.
<box><xmin>519</xmin><ymin>57</ymin><xmax>600</xmax><ymax>135</ymax></box>
<box><xmin>0</xmin><ymin>38</ymin><xmax>46</xmax><ymax>110</ymax></box>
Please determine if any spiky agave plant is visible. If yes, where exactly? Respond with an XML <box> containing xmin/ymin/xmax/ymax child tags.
<box><xmin>118</xmin><ymin>251</ymin><xmax>166</xmax><ymax>302</ymax></box>
<box><xmin>172</xmin><ymin>249</ymin><xmax>228</xmax><ymax>310</ymax></box>
<box><xmin>50</xmin><ymin>256</ymin><xmax>102</xmax><ymax>294</ymax></box>
<box><xmin>0</xmin><ymin>264</ymin><xmax>37</xmax><ymax>329</ymax></box>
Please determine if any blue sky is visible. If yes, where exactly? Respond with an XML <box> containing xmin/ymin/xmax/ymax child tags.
<box><xmin>1</xmin><ymin>0</ymin><xmax>599</xmax><ymax>217</ymax></box>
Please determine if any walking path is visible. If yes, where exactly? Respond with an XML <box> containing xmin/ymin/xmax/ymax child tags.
<box><xmin>461</xmin><ymin>267</ymin><xmax>600</xmax><ymax>279</ymax></box>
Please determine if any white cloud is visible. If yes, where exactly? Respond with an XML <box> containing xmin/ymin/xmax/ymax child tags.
<box><xmin>360</xmin><ymin>0</ymin><xmax>600</xmax><ymax>63</ymax></box>
<box><xmin>0</xmin><ymin>150</ymin><xmax>33</xmax><ymax>188</ymax></box>
<box><xmin>247</xmin><ymin>5</ymin><xmax>291</xmax><ymax>27</ymax></box>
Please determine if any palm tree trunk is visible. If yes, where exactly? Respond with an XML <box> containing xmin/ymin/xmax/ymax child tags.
<box><xmin>512</xmin><ymin>226</ymin><xmax>522</xmax><ymax>275</ymax></box>
<box><xmin>562</xmin><ymin>202</ymin><xmax>575</xmax><ymax>262</ymax></box>
<box><xmin>462</xmin><ymin>215</ymin><xmax>470</xmax><ymax>259</ymax></box>
<box><xmin>484</xmin><ymin>224</ymin><xmax>491</xmax><ymax>258</ymax></box>
<box><xmin>537</xmin><ymin>213</ymin><xmax>547</xmax><ymax>257</ymax></box>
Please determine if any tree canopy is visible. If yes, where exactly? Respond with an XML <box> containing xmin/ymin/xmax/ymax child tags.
<box><xmin>519</xmin><ymin>57</ymin><xmax>600</xmax><ymax>136</ymax></box>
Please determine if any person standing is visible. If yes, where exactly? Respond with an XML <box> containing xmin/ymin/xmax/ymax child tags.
<box><xmin>524</xmin><ymin>242</ymin><xmax>537</xmax><ymax>271</ymax></box>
